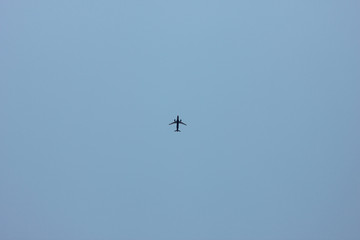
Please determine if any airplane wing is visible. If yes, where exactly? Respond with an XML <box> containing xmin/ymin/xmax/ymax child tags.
<box><xmin>169</xmin><ymin>121</ymin><xmax>176</xmax><ymax>125</ymax></box>
<box><xmin>179</xmin><ymin>122</ymin><xmax>187</xmax><ymax>126</ymax></box>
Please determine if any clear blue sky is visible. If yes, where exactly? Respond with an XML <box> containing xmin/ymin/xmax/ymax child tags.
<box><xmin>1</xmin><ymin>1</ymin><xmax>360</xmax><ymax>239</ymax></box>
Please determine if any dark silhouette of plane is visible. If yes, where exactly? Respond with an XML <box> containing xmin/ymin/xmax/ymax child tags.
<box><xmin>169</xmin><ymin>115</ymin><xmax>187</xmax><ymax>132</ymax></box>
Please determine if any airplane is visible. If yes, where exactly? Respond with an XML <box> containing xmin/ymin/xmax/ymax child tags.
<box><xmin>169</xmin><ymin>115</ymin><xmax>187</xmax><ymax>132</ymax></box>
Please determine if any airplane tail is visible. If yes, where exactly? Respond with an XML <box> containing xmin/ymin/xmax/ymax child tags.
<box><xmin>175</xmin><ymin>130</ymin><xmax>181</xmax><ymax>132</ymax></box>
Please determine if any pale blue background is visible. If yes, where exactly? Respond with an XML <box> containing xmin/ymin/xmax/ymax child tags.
<box><xmin>1</xmin><ymin>1</ymin><xmax>360</xmax><ymax>239</ymax></box>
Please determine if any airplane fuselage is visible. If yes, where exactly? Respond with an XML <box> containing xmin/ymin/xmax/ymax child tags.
<box><xmin>175</xmin><ymin>115</ymin><xmax>180</xmax><ymax>131</ymax></box>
